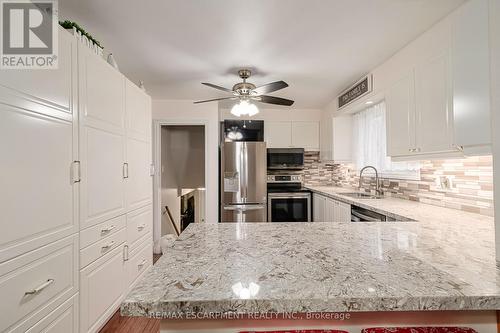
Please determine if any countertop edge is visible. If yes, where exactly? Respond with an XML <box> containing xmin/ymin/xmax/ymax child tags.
<box><xmin>120</xmin><ymin>295</ymin><xmax>500</xmax><ymax>317</ymax></box>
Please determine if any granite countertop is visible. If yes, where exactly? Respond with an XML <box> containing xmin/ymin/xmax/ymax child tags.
<box><xmin>122</xmin><ymin>216</ymin><xmax>499</xmax><ymax>317</ymax></box>
<box><xmin>306</xmin><ymin>185</ymin><xmax>493</xmax><ymax>223</ymax></box>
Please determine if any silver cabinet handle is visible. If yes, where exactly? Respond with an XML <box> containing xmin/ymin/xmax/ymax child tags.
<box><xmin>24</xmin><ymin>279</ymin><xmax>54</xmax><ymax>296</ymax></box>
<box><xmin>72</xmin><ymin>161</ymin><xmax>81</xmax><ymax>183</ymax></box>
<box><xmin>101</xmin><ymin>241</ymin><xmax>115</xmax><ymax>250</ymax></box>
<box><xmin>137</xmin><ymin>224</ymin><xmax>146</xmax><ymax>231</ymax></box>
<box><xmin>452</xmin><ymin>144</ymin><xmax>464</xmax><ymax>152</ymax></box>
<box><xmin>123</xmin><ymin>244</ymin><xmax>129</xmax><ymax>261</ymax></box>
<box><xmin>138</xmin><ymin>259</ymin><xmax>147</xmax><ymax>269</ymax></box>
<box><xmin>123</xmin><ymin>163</ymin><xmax>129</xmax><ymax>179</ymax></box>
<box><xmin>101</xmin><ymin>225</ymin><xmax>115</xmax><ymax>234</ymax></box>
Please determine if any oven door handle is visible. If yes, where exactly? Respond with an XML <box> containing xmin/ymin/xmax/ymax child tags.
<box><xmin>351</xmin><ymin>210</ymin><xmax>382</xmax><ymax>222</ymax></box>
<box><xmin>224</xmin><ymin>205</ymin><xmax>266</xmax><ymax>212</ymax></box>
<box><xmin>269</xmin><ymin>193</ymin><xmax>311</xmax><ymax>199</ymax></box>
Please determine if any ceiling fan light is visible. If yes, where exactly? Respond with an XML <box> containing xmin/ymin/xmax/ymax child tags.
<box><xmin>248</xmin><ymin>103</ymin><xmax>259</xmax><ymax>116</ymax></box>
<box><xmin>231</xmin><ymin>100</ymin><xmax>259</xmax><ymax>117</ymax></box>
<box><xmin>231</xmin><ymin>103</ymin><xmax>242</xmax><ymax>117</ymax></box>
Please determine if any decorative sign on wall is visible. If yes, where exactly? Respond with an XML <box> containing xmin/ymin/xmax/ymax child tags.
<box><xmin>338</xmin><ymin>75</ymin><xmax>372</xmax><ymax>108</ymax></box>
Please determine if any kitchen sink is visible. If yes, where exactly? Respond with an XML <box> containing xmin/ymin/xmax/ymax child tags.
<box><xmin>342</xmin><ymin>192</ymin><xmax>383</xmax><ymax>199</ymax></box>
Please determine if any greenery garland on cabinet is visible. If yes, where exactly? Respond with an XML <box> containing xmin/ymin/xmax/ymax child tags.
<box><xmin>59</xmin><ymin>20</ymin><xmax>102</xmax><ymax>48</ymax></box>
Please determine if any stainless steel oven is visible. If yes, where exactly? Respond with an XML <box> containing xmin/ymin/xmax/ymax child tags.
<box><xmin>267</xmin><ymin>174</ymin><xmax>311</xmax><ymax>222</ymax></box>
<box><xmin>267</xmin><ymin>148</ymin><xmax>304</xmax><ymax>170</ymax></box>
<box><xmin>268</xmin><ymin>192</ymin><xmax>311</xmax><ymax>222</ymax></box>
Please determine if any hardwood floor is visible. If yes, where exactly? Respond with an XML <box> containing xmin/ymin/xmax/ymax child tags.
<box><xmin>99</xmin><ymin>254</ymin><xmax>162</xmax><ymax>333</ymax></box>
<box><xmin>99</xmin><ymin>310</ymin><xmax>160</xmax><ymax>333</ymax></box>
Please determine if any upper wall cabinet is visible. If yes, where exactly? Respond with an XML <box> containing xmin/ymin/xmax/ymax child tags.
<box><xmin>384</xmin><ymin>0</ymin><xmax>491</xmax><ymax>159</ymax></box>
<box><xmin>265</xmin><ymin>121</ymin><xmax>319</xmax><ymax>150</ymax></box>
<box><xmin>291</xmin><ymin>122</ymin><xmax>320</xmax><ymax>150</ymax></box>
<box><xmin>386</xmin><ymin>71</ymin><xmax>416</xmax><ymax>157</ymax></box>
<box><xmin>452</xmin><ymin>0</ymin><xmax>491</xmax><ymax>155</ymax></box>
<box><xmin>415</xmin><ymin>49</ymin><xmax>454</xmax><ymax>155</ymax></box>
<box><xmin>320</xmin><ymin>115</ymin><xmax>352</xmax><ymax>162</ymax></box>
<box><xmin>265</xmin><ymin>121</ymin><xmax>292</xmax><ymax>148</ymax></box>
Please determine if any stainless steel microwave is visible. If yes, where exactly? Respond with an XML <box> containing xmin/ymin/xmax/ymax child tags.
<box><xmin>267</xmin><ymin>148</ymin><xmax>304</xmax><ymax>170</ymax></box>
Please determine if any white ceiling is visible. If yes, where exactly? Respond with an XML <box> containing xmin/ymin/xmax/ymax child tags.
<box><xmin>60</xmin><ymin>0</ymin><xmax>464</xmax><ymax>109</ymax></box>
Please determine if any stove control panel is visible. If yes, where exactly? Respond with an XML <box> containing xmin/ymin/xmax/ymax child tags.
<box><xmin>267</xmin><ymin>174</ymin><xmax>303</xmax><ymax>183</ymax></box>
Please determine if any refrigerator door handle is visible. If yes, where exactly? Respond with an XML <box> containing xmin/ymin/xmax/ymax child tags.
<box><xmin>224</xmin><ymin>205</ymin><xmax>266</xmax><ymax>211</ymax></box>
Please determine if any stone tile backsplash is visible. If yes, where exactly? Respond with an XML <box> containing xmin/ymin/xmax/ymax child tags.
<box><xmin>300</xmin><ymin>152</ymin><xmax>494</xmax><ymax>217</ymax></box>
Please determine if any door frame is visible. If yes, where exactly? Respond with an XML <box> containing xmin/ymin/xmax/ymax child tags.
<box><xmin>152</xmin><ymin>119</ymin><xmax>209</xmax><ymax>253</ymax></box>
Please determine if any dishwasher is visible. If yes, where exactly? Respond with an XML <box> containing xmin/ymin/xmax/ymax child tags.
<box><xmin>351</xmin><ymin>205</ymin><xmax>388</xmax><ymax>222</ymax></box>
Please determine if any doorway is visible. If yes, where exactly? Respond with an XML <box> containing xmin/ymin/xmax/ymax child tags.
<box><xmin>153</xmin><ymin>123</ymin><xmax>206</xmax><ymax>253</ymax></box>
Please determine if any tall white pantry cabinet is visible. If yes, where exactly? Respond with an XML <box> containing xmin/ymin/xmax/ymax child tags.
<box><xmin>0</xmin><ymin>28</ymin><xmax>153</xmax><ymax>333</ymax></box>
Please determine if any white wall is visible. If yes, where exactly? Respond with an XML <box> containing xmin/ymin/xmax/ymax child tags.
<box><xmin>153</xmin><ymin>100</ymin><xmax>219</xmax><ymax>224</ymax></box>
<box><xmin>220</xmin><ymin>107</ymin><xmax>323</xmax><ymax>121</ymax></box>
<box><xmin>490</xmin><ymin>0</ymin><xmax>500</xmax><ymax>259</ymax></box>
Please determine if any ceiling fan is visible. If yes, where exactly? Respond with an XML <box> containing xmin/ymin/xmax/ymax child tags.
<box><xmin>194</xmin><ymin>69</ymin><xmax>294</xmax><ymax>110</ymax></box>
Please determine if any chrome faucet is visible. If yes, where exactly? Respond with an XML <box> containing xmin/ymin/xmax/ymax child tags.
<box><xmin>359</xmin><ymin>166</ymin><xmax>382</xmax><ymax>196</ymax></box>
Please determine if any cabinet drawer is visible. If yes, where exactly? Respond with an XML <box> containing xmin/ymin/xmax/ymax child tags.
<box><xmin>0</xmin><ymin>235</ymin><xmax>78</xmax><ymax>332</ymax></box>
<box><xmin>80</xmin><ymin>215</ymin><xmax>126</xmax><ymax>249</ymax></box>
<box><xmin>24</xmin><ymin>294</ymin><xmax>77</xmax><ymax>333</ymax></box>
<box><xmin>80</xmin><ymin>245</ymin><xmax>126</xmax><ymax>333</ymax></box>
<box><xmin>127</xmin><ymin>239</ymin><xmax>152</xmax><ymax>289</ymax></box>
<box><xmin>80</xmin><ymin>227</ymin><xmax>126</xmax><ymax>268</ymax></box>
<box><xmin>126</xmin><ymin>205</ymin><xmax>152</xmax><ymax>250</ymax></box>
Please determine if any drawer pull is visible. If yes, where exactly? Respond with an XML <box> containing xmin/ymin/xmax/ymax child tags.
<box><xmin>24</xmin><ymin>279</ymin><xmax>54</xmax><ymax>296</ymax></box>
<box><xmin>137</xmin><ymin>224</ymin><xmax>146</xmax><ymax>231</ymax></box>
<box><xmin>101</xmin><ymin>241</ymin><xmax>115</xmax><ymax>251</ymax></box>
<box><xmin>101</xmin><ymin>225</ymin><xmax>115</xmax><ymax>234</ymax></box>
<box><xmin>138</xmin><ymin>259</ymin><xmax>147</xmax><ymax>269</ymax></box>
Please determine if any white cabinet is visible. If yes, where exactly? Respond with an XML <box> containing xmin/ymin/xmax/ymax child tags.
<box><xmin>79</xmin><ymin>43</ymin><xmax>127</xmax><ymax>229</ymax></box>
<box><xmin>452</xmin><ymin>0</ymin><xmax>491</xmax><ymax>155</ymax></box>
<box><xmin>291</xmin><ymin>122</ymin><xmax>320</xmax><ymax>150</ymax></box>
<box><xmin>265</xmin><ymin>121</ymin><xmax>319</xmax><ymax>150</ymax></box>
<box><xmin>335</xmin><ymin>201</ymin><xmax>352</xmax><ymax>223</ymax></box>
<box><xmin>313</xmin><ymin>194</ymin><xmax>326</xmax><ymax>222</ymax></box>
<box><xmin>386</xmin><ymin>72</ymin><xmax>417</xmax><ymax>157</ymax></box>
<box><xmin>385</xmin><ymin>0</ymin><xmax>491</xmax><ymax>159</ymax></box>
<box><xmin>79</xmin><ymin>44</ymin><xmax>152</xmax><ymax>228</ymax></box>
<box><xmin>320</xmin><ymin>115</ymin><xmax>352</xmax><ymax>162</ymax></box>
<box><xmin>0</xmin><ymin>235</ymin><xmax>78</xmax><ymax>333</ymax></box>
<box><xmin>80</xmin><ymin>245</ymin><xmax>126</xmax><ymax>333</ymax></box>
<box><xmin>386</xmin><ymin>51</ymin><xmax>458</xmax><ymax>158</ymax></box>
<box><xmin>325</xmin><ymin>198</ymin><xmax>335</xmax><ymax>221</ymax></box>
<box><xmin>313</xmin><ymin>193</ymin><xmax>351</xmax><ymax>222</ymax></box>
<box><xmin>125</xmin><ymin>80</ymin><xmax>151</xmax><ymax>142</ymax></box>
<box><xmin>77</xmin><ymin>40</ymin><xmax>153</xmax><ymax>333</ymax></box>
<box><xmin>127</xmin><ymin>238</ymin><xmax>153</xmax><ymax>291</ymax></box>
<box><xmin>265</xmin><ymin>121</ymin><xmax>292</xmax><ymax>148</ymax></box>
<box><xmin>0</xmin><ymin>28</ymin><xmax>79</xmax><ymax>263</ymax></box>
<box><xmin>415</xmin><ymin>49</ymin><xmax>454</xmax><ymax>154</ymax></box>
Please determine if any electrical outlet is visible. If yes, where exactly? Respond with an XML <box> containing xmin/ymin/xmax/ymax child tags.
<box><xmin>437</xmin><ymin>176</ymin><xmax>453</xmax><ymax>190</ymax></box>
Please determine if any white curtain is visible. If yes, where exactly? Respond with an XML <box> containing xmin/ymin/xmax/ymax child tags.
<box><xmin>352</xmin><ymin>101</ymin><xmax>419</xmax><ymax>178</ymax></box>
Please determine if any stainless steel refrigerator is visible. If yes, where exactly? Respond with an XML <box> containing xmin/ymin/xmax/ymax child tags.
<box><xmin>220</xmin><ymin>142</ymin><xmax>267</xmax><ymax>222</ymax></box>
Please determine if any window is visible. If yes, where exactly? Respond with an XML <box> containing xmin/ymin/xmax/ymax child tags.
<box><xmin>352</xmin><ymin>101</ymin><xmax>420</xmax><ymax>180</ymax></box>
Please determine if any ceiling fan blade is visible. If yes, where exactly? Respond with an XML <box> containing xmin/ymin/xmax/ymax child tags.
<box><xmin>255</xmin><ymin>95</ymin><xmax>294</xmax><ymax>106</ymax></box>
<box><xmin>201</xmin><ymin>82</ymin><xmax>234</xmax><ymax>93</ymax></box>
<box><xmin>193</xmin><ymin>97</ymin><xmax>237</xmax><ymax>104</ymax></box>
<box><xmin>252</xmin><ymin>81</ymin><xmax>288</xmax><ymax>95</ymax></box>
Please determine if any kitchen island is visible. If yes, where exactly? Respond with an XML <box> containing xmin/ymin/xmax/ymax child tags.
<box><xmin>121</xmin><ymin>215</ymin><xmax>500</xmax><ymax>332</ymax></box>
